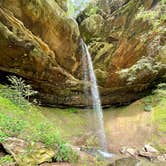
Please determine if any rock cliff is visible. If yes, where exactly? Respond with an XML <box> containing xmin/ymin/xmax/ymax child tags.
<box><xmin>0</xmin><ymin>0</ymin><xmax>165</xmax><ymax>107</ymax></box>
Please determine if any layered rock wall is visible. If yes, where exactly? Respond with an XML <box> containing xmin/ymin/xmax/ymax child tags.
<box><xmin>0</xmin><ymin>0</ymin><xmax>165</xmax><ymax>107</ymax></box>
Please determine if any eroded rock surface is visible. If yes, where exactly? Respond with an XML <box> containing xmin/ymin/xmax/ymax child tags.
<box><xmin>0</xmin><ymin>0</ymin><xmax>165</xmax><ymax>107</ymax></box>
<box><xmin>79</xmin><ymin>0</ymin><xmax>166</xmax><ymax>106</ymax></box>
<box><xmin>0</xmin><ymin>0</ymin><xmax>86</xmax><ymax>107</ymax></box>
<box><xmin>2</xmin><ymin>137</ymin><xmax>55</xmax><ymax>165</ymax></box>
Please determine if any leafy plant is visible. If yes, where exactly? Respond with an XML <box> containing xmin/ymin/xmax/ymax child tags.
<box><xmin>35</xmin><ymin>122</ymin><xmax>63</xmax><ymax>147</ymax></box>
<box><xmin>0</xmin><ymin>112</ymin><xmax>25</xmax><ymax>140</ymax></box>
<box><xmin>135</xmin><ymin>4</ymin><xmax>166</xmax><ymax>31</ymax></box>
<box><xmin>84</xmin><ymin>5</ymin><xmax>99</xmax><ymax>17</ymax></box>
<box><xmin>7</xmin><ymin>76</ymin><xmax>37</xmax><ymax>102</ymax></box>
<box><xmin>54</xmin><ymin>144</ymin><xmax>79</xmax><ymax>163</ymax></box>
<box><xmin>0</xmin><ymin>155</ymin><xmax>14</xmax><ymax>165</ymax></box>
<box><xmin>0</xmin><ymin>131</ymin><xmax>7</xmax><ymax>142</ymax></box>
<box><xmin>85</xmin><ymin>135</ymin><xmax>99</xmax><ymax>148</ymax></box>
<box><xmin>118</xmin><ymin>57</ymin><xmax>162</xmax><ymax>85</ymax></box>
<box><xmin>0</xmin><ymin>76</ymin><xmax>38</xmax><ymax>110</ymax></box>
<box><xmin>67</xmin><ymin>0</ymin><xmax>89</xmax><ymax>17</ymax></box>
<box><xmin>67</xmin><ymin>107</ymin><xmax>78</xmax><ymax>113</ymax></box>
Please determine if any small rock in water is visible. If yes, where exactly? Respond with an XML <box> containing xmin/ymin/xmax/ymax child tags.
<box><xmin>157</xmin><ymin>155</ymin><xmax>166</xmax><ymax>162</ymax></box>
<box><xmin>120</xmin><ymin>146</ymin><xmax>127</xmax><ymax>154</ymax></box>
<box><xmin>126</xmin><ymin>148</ymin><xmax>137</xmax><ymax>157</ymax></box>
<box><xmin>144</xmin><ymin>144</ymin><xmax>158</xmax><ymax>153</ymax></box>
<box><xmin>163</xmin><ymin>154</ymin><xmax>166</xmax><ymax>160</ymax></box>
<box><xmin>120</xmin><ymin>147</ymin><xmax>137</xmax><ymax>157</ymax></box>
<box><xmin>138</xmin><ymin>150</ymin><xmax>156</xmax><ymax>161</ymax></box>
<box><xmin>97</xmin><ymin>150</ymin><xmax>114</xmax><ymax>158</ymax></box>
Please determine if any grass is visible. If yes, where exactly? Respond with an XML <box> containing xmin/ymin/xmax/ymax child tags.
<box><xmin>148</xmin><ymin>85</ymin><xmax>166</xmax><ymax>153</ymax></box>
<box><xmin>0</xmin><ymin>85</ymin><xmax>79</xmax><ymax>163</ymax></box>
<box><xmin>0</xmin><ymin>155</ymin><xmax>14</xmax><ymax>165</ymax></box>
<box><xmin>150</xmin><ymin>85</ymin><xmax>166</xmax><ymax>133</ymax></box>
<box><xmin>152</xmin><ymin>98</ymin><xmax>166</xmax><ymax>133</ymax></box>
<box><xmin>41</xmin><ymin>107</ymin><xmax>88</xmax><ymax>141</ymax></box>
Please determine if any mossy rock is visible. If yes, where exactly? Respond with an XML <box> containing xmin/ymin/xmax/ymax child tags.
<box><xmin>144</xmin><ymin>105</ymin><xmax>153</xmax><ymax>112</ymax></box>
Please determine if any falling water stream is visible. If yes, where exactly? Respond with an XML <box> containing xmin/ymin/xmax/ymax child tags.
<box><xmin>81</xmin><ymin>40</ymin><xmax>113</xmax><ymax>158</ymax></box>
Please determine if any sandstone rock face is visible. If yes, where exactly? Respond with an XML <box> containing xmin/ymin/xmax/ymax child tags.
<box><xmin>0</xmin><ymin>0</ymin><xmax>86</xmax><ymax>107</ymax></box>
<box><xmin>0</xmin><ymin>0</ymin><xmax>165</xmax><ymax>107</ymax></box>
<box><xmin>79</xmin><ymin>0</ymin><xmax>166</xmax><ymax>106</ymax></box>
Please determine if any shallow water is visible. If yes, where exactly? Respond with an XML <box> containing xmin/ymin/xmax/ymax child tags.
<box><xmin>41</xmin><ymin>100</ymin><xmax>154</xmax><ymax>153</ymax></box>
<box><xmin>104</xmin><ymin>100</ymin><xmax>154</xmax><ymax>152</ymax></box>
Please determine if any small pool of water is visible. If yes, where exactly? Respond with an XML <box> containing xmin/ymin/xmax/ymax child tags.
<box><xmin>41</xmin><ymin>100</ymin><xmax>155</xmax><ymax>153</ymax></box>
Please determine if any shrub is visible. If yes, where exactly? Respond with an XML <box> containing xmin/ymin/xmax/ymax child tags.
<box><xmin>7</xmin><ymin>76</ymin><xmax>37</xmax><ymax>102</ymax></box>
<box><xmin>54</xmin><ymin>144</ymin><xmax>79</xmax><ymax>163</ymax></box>
<box><xmin>0</xmin><ymin>76</ymin><xmax>38</xmax><ymax>110</ymax></box>
<box><xmin>35</xmin><ymin>122</ymin><xmax>64</xmax><ymax>147</ymax></box>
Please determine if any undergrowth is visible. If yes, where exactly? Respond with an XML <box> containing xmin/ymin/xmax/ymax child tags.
<box><xmin>0</xmin><ymin>77</ymin><xmax>79</xmax><ymax>164</ymax></box>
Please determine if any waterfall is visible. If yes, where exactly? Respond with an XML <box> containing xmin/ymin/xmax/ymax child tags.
<box><xmin>81</xmin><ymin>40</ymin><xmax>107</xmax><ymax>151</ymax></box>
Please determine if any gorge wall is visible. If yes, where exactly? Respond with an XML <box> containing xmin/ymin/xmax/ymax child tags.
<box><xmin>0</xmin><ymin>0</ymin><xmax>165</xmax><ymax>107</ymax></box>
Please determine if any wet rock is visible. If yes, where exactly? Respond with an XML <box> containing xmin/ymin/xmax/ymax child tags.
<box><xmin>138</xmin><ymin>150</ymin><xmax>157</xmax><ymax>161</ymax></box>
<box><xmin>157</xmin><ymin>155</ymin><xmax>166</xmax><ymax>162</ymax></box>
<box><xmin>126</xmin><ymin>148</ymin><xmax>137</xmax><ymax>157</ymax></box>
<box><xmin>144</xmin><ymin>144</ymin><xmax>158</xmax><ymax>153</ymax></box>
<box><xmin>119</xmin><ymin>147</ymin><xmax>127</xmax><ymax>154</ymax></box>
<box><xmin>2</xmin><ymin>137</ymin><xmax>55</xmax><ymax>165</ymax></box>
<box><xmin>119</xmin><ymin>147</ymin><xmax>137</xmax><ymax>157</ymax></box>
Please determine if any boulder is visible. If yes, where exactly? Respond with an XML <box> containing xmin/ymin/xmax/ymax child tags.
<box><xmin>138</xmin><ymin>150</ymin><xmax>157</xmax><ymax>161</ymax></box>
<box><xmin>2</xmin><ymin>137</ymin><xmax>55</xmax><ymax>165</ymax></box>
<box><xmin>144</xmin><ymin>144</ymin><xmax>158</xmax><ymax>153</ymax></box>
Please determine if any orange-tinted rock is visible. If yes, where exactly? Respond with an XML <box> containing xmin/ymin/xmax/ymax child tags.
<box><xmin>0</xmin><ymin>0</ymin><xmax>166</xmax><ymax>107</ymax></box>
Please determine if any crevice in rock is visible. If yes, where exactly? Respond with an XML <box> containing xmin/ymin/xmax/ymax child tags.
<box><xmin>0</xmin><ymin>144</ymin><xmax>8</xmax><ymax>157</ymax></box>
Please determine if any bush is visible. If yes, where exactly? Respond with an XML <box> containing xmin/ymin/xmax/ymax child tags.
<box><xmin>35</xmin><ymin>122</ymin><xmax>64</xmax><ymax>147</ymax></box>
<box><xmin>0</xmin><ymin>76</ymin><xmax>38</xmax><ymax>110</ymax></box>
<box><xmin>54</xmin><ymin>144</ymin><xmax>79</xmax><ymax>163</ymax></box>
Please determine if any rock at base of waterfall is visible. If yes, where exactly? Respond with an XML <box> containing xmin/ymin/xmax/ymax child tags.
<box><xmin>119</xmin><ymin>147</ymin><xmax>137</xmax><ymax>157</ymax></box>
<box><xmin>1</xmin><ymin>137</ymin><xmax>55</xmax><ymax>165</ymax></box>
<box><xmin>138</xmin><ymin>150</ymin><xmax>157</xmax><ymax>161</ymax></box>
<box><xmin>144</xmin><ymin>144</ymin><xmax>158</xmax><ymax>153</ymax></box>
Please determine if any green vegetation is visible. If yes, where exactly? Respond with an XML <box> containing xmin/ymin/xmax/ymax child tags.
<box><xmin>136</xmin><ymin>3</ymin><xmax>166</xmax><ymax>31</ymax></box>
<box><xmin>152</xmin><ymin>83</ymin><xmax>166</xmax><ymax>133</ymax></box>
<box><xmin>54</xmin><ymin>144</ymin><xmax>78</xmax><ymax>163</ymax></box>
<box><xmin>67</xmin><ymin>107</ymin><xmax>78</xmax><ymax>113</ymax></box>
<box><xmin>0</xmin><ymin>155</ymin><xmax>14</xmax><ymax>165</ymax></box>
<box><xmin>0</xmin><ymin>77</ymin><xmax>79</xmax><ymax>164</ymax></box>
<box><xmin>142</xmin><ymin>83</ymin><xmax>166</xmax><ymax>153</ymax></box>
<box><xmin>67</xmin><ymin>0</ymin><xmax>90</xmax><ymax>17</ymax></box>
<box><xmin>118</xmin><ymin>57</ymin><xmax>162</xmax><ymax>85</ymax></box>
<box><xmin>67</xmin><ymin>0</ymin><xmax>98</xmax><ymax>17</ymax></box>
<box><xmin>0</xmin><ymin>76</ymin><xmax>37</xmax><ymax>110</ymax></box>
